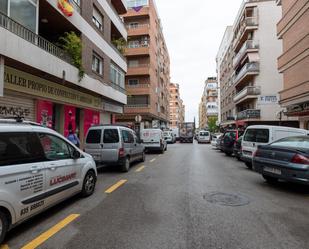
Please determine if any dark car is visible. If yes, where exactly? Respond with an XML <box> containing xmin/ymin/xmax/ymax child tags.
<box><xmin>253</xmin><ymin>136</ymin><xmax>309</xmax><ymax>185</ymax></box>
<box><xmin>233</xmin><ymin>136</ymin><xmax>243</xmax><ymax>160</ymax></box>
<box><xmin>222</xmin><ymin>130</ymin><xmax>244</xmax><ymax>156</ymax></box>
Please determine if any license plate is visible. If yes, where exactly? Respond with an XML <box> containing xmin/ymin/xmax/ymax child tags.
<box><xmin>264</xmin><ymin>167</ymin><xmax>281</xmax><ymax>175</ymax></box>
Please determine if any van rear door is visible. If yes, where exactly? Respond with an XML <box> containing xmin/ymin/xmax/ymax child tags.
<box><xmin>101</xmin><ymin>128</ymin><xmax>120</xmax><ymax>163</ymax></box>
<box><xmin>85</xmin><ymin>128</ymin><xmax>103</xmax><ymax>162</ymax></box>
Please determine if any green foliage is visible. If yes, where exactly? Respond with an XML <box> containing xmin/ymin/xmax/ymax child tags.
<box><xmin>59</xmin><ymin>31</ymin><xmax>84</xmax><ymax>81</ymax></box>
<box><xmin>112</xmin><ymin>38</ymin><xmax>127</xmax><ymax>54</ymax></box>
<box><xmin>207</xmin><ymin>117</ymin><xmax>218</xmax><ymax>133</ymax></box>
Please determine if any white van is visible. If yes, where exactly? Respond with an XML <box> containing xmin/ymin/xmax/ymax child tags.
<box><xmin>242</xmin><ymin>125</ymin><xmax>309</xmax><ymax>168</ymax></box>
<box><xmin>0</xmin><ymin>119</ymin><xmax>97</xmax><ymax>243</ymax></box>
<box><xmin>198</xmin><ymin>130</ymin><xmax>211</xmax><ymax>143</ymax></box>
<box><xmin>141</xmin><ymin>129</ymin><xmax>167</xmax><ymax>153</ymax></box>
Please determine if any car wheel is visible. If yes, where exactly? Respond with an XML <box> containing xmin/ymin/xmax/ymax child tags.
<box><xmin>245</xmin><ymin>162</ymin><xmax>252</xmax><ymax>169</ymax></box>
<box><xmin>141</xmin><ymin>151</ymin><xmax>146</xmax><ymax>162</ymax></box>
<box><xmin>262</xmin><ymin>174</ymin><xmax>278</xmax><ymax>184</ymax></box>
<box><xmin>225</xmin><ymin>152</ymin><xmax>232</xmax><ymax>156</ymax></box>
<box><xmin>121</xmin><ymin>157</ymin><xmax>130</xmax><ymax>172</ymax></box>
<box><xmin>81</xmin><ymin>170</ymin><xmax>96</xmax><ymax>197</ymax></box>
<box><xmin>0</xmin><ymin>210</ymin><xmax>8</xmax><ymax>245</ymax></box>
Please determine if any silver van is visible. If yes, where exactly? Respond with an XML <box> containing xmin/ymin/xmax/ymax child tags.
<box><xmin>84</xmin><ymin>125</ymin><xmax>145</xmax><ymax>172</ymax></box>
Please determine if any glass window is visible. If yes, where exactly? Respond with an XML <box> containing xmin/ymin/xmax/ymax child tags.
<box><xmin>121</xmin><ymin>130</ymin><xmax>134</xmax><ymax>144</ymax></box>
<box><xmin>86</xmin><ymin>129</ymin><xmax>102</xmax><ymax>144</ymax></box>
<box><xmin>38</xmin><ymin>133</ymin><xmax>71</xmax><ymax>161</ymax></box>
<box><xmin>103</xmin><ymin>129</ymin><xmax>119</xmax><ymax>143</ymax></box>
<box><xmin>127</xmin><ymin>0</ymin><xmax>149</xmax><ymax>8</ymax></box>
<box><xmin>271</xmin><ymin>137</ymin><xmax>309</xmax><ymax>150</ymax></box>
<box><xmin>244</xmin><ymin>129</ymin><xmax>269</xmax><ymax>143</ymax></box>
<box><xmin>92</xmin><ymin>6</ymin><xmax>103</xmax><ymax>31</ymax></box>
<box><xmin>92</xmin><ymin>53</ymin><xmax>103</xmax><ymax>75</ymax></box>
<box><xmin>128</xmin><ymin>79</ymin><xmax>139</xmax><ymax>85</ymax></box>
<box><xmin>0</xmin><ymin>0</ymin><xmax>8</xmax><ymax>14</ymax></box>
<box><xmin>0</xmin><ymin>132</ymin><xmax>45</xmax><ymax>166</ymax></box>
<box><xmin>110</xmin><ymin>64</ymin><xmax>125</xmax><ymax>88</ymax></box>
<box><xmin>10</xmin><ymin>0</ymin><xmax>37</xmax><ymax>32</ymax></box>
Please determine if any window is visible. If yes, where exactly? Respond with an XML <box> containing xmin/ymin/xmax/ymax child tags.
<box><xmin>86</xmin><ymin>129</ymin><xmax>102</xmax><ymax>144</ymax></box>
<box><xmin>127</xmin><ymin>0</ymin><xmax>149</xmax><ymax>8</ymax></box>
<box><xmin>103</xmin><ymin>129</ymin><xmax>119</xmax><ymax>143</ymax></box>
<box><xmin>92</xmin><ymin>6</ymin><xmax>103</xmax><ymax>31</ymax></box>
<box><xmin>128</xmin><ymin>22</ymin><xmax>139</xmax><ymax>29</ymax></box>
<box><xmin>121</xmin><ymin>130</ymin><xmax>134</xmax><ymax>144</ymax></box>
<box><xmin>244</xmin><ymin>129</ymin><xmax>269</xmax><ymax>143</ymax></box>
<box><xmin>38</xmin><ymin>134</ymin><xmax>71</xmax><ymax>161</ymax></box>
<box><xmin>128</xmin><ymin>79</ymin><xmax>139</xmax><ymax>85</ymax></box>
<box><xmin>128</xmin><ymin>60</ymin><xmax>139</xmax><ymax>67</ymax></box>
<box><xmin>92</xmin><ymin>53</ymin><xmax>103</xmax><ymax>75</ymax></box>
<box><xmin>127</xmin><ymin>95</ymin><xmax>149</xmax><ymax>105</ymax></box>
<box><xmin>0</xmin><ymin>132</ymin><xmax>45</xmax><ymax>166</ymax></box>
<box><xmin>128</xmin><ymin>40</ymin><xmax>140</xmax><ymax>48</ymax></box>
<box><xmin>110</xmin><ymin>64</ymin><xmax>125</xmax><ymax>88</ymax></box>
<box><xmin>0</xmin><ymin>0</ymin><xmax>8</xmax><ymax>14</ymax></box>
<box><xmin>10</xmin><ymin>0</ymin><xmax>37</xmax><ymax>32</ymax></box>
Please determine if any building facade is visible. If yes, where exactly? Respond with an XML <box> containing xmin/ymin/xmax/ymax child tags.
<box><xmin>0</xmin><ymin>0</ymin><xmax>128</xmax><ymax>145</ymax></box>
<box><xmin>217</xmin><ymin>0</ymin><xmax>298</xmax><ymax>131</ymax></box>
<box><xmin>169</xmin><ymin>83</ymin><xmax>185</xmax><ymax>128</ymax></box>
<box><xmin>116</xmin><ymin>0</ymin><xmax>170</xmax><ymax>129</ymax></box>
<box><xmin>216</xmin><ymin>26</ymin><xmax>237</xmax><ymax>129</ymax></box>
<box><xmin>199</xmin><ymin>95</ymin><xmax>207</xmax><ymax>129</ymax></box>
<box><xmin>277</xmin><ymin>0</ymin><xmax>309</xmax><ymax>130</ymax></box>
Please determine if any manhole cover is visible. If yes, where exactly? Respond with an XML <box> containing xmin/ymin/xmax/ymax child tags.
<box><xmin>203</xmin><ymin>192</ymin><xmax>250</xmax><ymax>207</ymax></box>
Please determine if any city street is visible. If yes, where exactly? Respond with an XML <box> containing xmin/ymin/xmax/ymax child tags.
<box><xmin>2</xmin><ymin>143</ymin><xmax>309</xmax><ymax>249</ymax></box>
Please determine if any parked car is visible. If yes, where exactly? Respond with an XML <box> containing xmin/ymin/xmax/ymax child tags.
<box><xmin>253</xmin><ymin>136</ymin><xmax>309</xmax><ymax>185</ymax></box>
<box><xmin>163</xmin><ymin>131</ymin><xmax>175</xmax><ymax>144</ymax></box>
<box><xmin>0</xmin><ymin>119</ymin><xmax>97</xmax><ymax>244</ymax></box>
<box><xmin>222</xmin><ymin>130</ymin><xmax>244</xmax><ymax>156</ymax></box>
<box><xmin>197</xmin><ymin>130</ymin><xmax>211</xmax><ymax>143</ymax></box>
<box><xmin>212</xmin><ymin>134</ymin><xmax>222</xmax><ymax>149</ymax></box>
<box><xmin>233</xmin><ymin>136</ymin><xmax>243</xmax><ymax>160</ymax></box>
<box><xmin>219</xmin><ymin>135</ymin><xmax>225</xmax><ymax>151</ymax></box>
<box><xmin>85</xmin><ymin>125</ymin><xmax>145</xmax><ymax>172</ymax></box>
<box><xmin>141</xmin><ymin>129</ymin><xmax>167</xmax><ymax>153</ymax></box>
<box><xmin>242</xmin><ymin>125</ymin><xmax>309</xmax><ymax>169</ymax></box>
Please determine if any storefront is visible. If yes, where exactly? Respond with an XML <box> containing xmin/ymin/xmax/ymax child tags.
<box><xmin>1</xmin><ymin>66</ymin><xmax>104</xmax><ymax>143</ymax></box>
<box><xmin>286</xmin><ymin>101</ymin><xmax>309</xmax><ymax>130</ymax></box>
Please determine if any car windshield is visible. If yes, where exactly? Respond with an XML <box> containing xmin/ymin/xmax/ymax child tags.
<box><xmin>200</xmin><ymin>132</ymin><xmax>209</xmax><ymax>136</ymax></box>
<box><xmin>270</xmin><ymin>136</ymin><xmax>309</xmax><ymax>150</ymax></box>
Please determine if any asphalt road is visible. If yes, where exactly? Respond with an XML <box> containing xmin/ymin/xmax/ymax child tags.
<box><xmin>3</xmin><ymin>142</ymin><xmax>309</xmax><ymax>249</ymax></box>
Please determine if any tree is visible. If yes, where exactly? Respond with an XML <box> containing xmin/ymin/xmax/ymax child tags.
<box><xmin>207</xmin><ymin>117</ymin><xmax>218</xmax><ymax>133</ymax></box>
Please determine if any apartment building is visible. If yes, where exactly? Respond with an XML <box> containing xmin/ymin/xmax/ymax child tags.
<box><xmin>205</xmin><ymin>77</ymin><xmax>219</xmax><ymax>122</ymax></box>
<box><xmin>277</xmin><ymin>0</ymin><xmax>309</xmax><ymax>130</ymax></box>
<box><xmin>0</xmin><ymin>0</ymin><xmax>128</xmax><ymax>144</ymax></box>
<box><xmin>116</xmin><ymin>0</ymin><xmax>170</xmax><ymax>129</ymax></box>
<box><xmin>198</xmin><ymin>77</ymin><xmax>218</xmax><ymax>129</ymax></box>
<box><xmin>216</xmin><ymin>26</ymin><xmax>237</xmax><ymax>129</ymax></box>
<box><xmin>231</xmin><ymin>0</ymin><xmax>297</xmax><ymax>128</ymax></box>
<box><xmin>169</xmin><ymin>83</ymin><xmax>185</xmax><ymax>128</ymax></box>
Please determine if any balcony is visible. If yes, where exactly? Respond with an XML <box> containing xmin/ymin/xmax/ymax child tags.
<box><xmin>126</xmin><ymin>83</ymin><xmax>150</xmax><ymax>95</ymax></box>
<box><xmin>127</xmin><ymin>24</ymin><xmax>150</xmax><ymax>36</ymax></box>
<box><xmin>233</xmin><ymin>62</ymin><xmax>259</xmax><ymax>87</ymax></box>
<box><xmin>127</xmin><ymin>64</ymin><xmax>150</xmax><ymax>75</ymax></box>
<box><xmin>233</xmin><ymin>17</ymin><xmax>259</xmax><ymax>52</ymax></box>
<box><xmin>0</xmin><ymin>12</ymin><xmax>73</xmax><ymax>65</ymax></box>
<box><xmin>237</xmin><ymin>109</ymin><xmax>261</xmax><ymax>120</ymax></box>
<box><xmin>233</xmin><ymin>86</ymin><xmax>261</xmax><ymax>104</ymax></box>
<box><xmin>111</xmin><ymin>0</ymin><xmax>127</xmax><ymax>15</ymax></box>
<box><xmin>124</xmin><ymin>104</ymin><xmax>151</xmax><ymax>114</ymax></box>
<box><xmin>125</xmin><ymin>44</ymin><xmax>150</xmax><ymax>56</ymax></box>
<box><xmin>206</xmin><ymin>109</ymin><xmax>219</xmax><ymax>116</ymax></box>
<box><xmin>233</xmin><ymin>40</ymin><xmax>259</xmax><ymax>68</ymax></box>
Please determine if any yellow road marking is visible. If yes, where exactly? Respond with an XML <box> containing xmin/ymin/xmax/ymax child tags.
<box><xmin>0</xmin><ymin>244</ymin><xmax>9</xmax><ymax>249</ymax></box>
<box><xmin>21</xmin><ymin>214</ymin><xmax>80</xmax><ymax>249</ymax></box>
<box><xmin>105</xmin><ymin>180</ymin><xmax>127</xmax><ymax>194</ymax></box>
<box><xmin>150</xmin><ymin>158</ymin><xmax>156</xmax><ymax>163</ymax></box>
<box><xmin>135</xmin><ymin>165</ymin><xmax>145</xmax><ymax>172</ymax></box>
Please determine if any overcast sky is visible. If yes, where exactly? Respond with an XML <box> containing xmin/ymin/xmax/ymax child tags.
<box><xmin>155</xmin><ymin>0</ymin><xmax>244</xmax><ymax>122</ymax></box>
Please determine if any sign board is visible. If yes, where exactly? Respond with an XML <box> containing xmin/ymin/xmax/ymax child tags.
<box><xmin>104</xmin><ymin>102</ymin><xmax>123</xmax><ymax>114</ymax></box>
<box><xmin>258</xmin><ymin>95</ymin><xmax>278</xmax><ymax>105</ymax></box>
<box><xmin>4</xmin><ymin>66</ymin><xmax>103</xmax><ymax>110</ymax></box>
<box><xmin>286</xmin><ymin>101</ymin><xmax>309</xmax><ymax>116</ymax></box>
<box><xmin>135</xmin><ymin>115</ymin><xmax>142</xmax><ymax>123</ymax></box>
<box><xmin>0</xmin><ymin>57</ymin><xmax>4</xmax><ymax>97</ymax></box>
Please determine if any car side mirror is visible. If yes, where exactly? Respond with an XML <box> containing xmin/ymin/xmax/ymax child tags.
<box><xmin>72</xmin><ymin>150</ymin><xmax>81</xmax><ymax>159</ymax></box>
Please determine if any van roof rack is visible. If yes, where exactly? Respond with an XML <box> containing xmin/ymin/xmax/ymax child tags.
<box><xmin>0</xmin><ymin>116</ymin><xmax>42</xmax><ymax>126</ymax></box>
<box><xmin>91</xmin><ymin>124</ymin><xmax>133</xmax><ymax>128</ymax></box>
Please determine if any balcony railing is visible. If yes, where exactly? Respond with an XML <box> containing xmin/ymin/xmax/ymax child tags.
<box><xmin>233</xmin><ymin>62</ymin><xmax>259</xmax><ymax>85</ymax></box>
<box><xmin>128</xmin><ymin>63</ymin><xmax>149</xmax><ymax>68</ymax></box>
<box><xmin>237</xmin><ymin>109</ymin><xmax>261</xmax><ymax>120</ymax></box>
<box><xmin>233</xmin><ymin>17</ymin><xmax>258</xmax><ymax>49</ymax></box>
<box><xmin>127</xmin><ymin>43</ymin><xmax>149</xmax><ymax>49</ymax></box>
<box><xmin>126</xmin><ymin>24</ymin><xmax>150</xmax><ymax>30</ymax></box>
<box><xmin>126</xmin><ymin>84</ymin><xmax>150</xmax><ymax>88</ymax></box>
<box><xmin>0</xmin><ymin>12</ymin><xmax>73</xmax><ymax>65</ymax></box>
<box><xmin>126</xmin><ymin>104</ymin><xmax>150</xmax><ymax>108</ymax></box>
<box><xmin>109</xmin><ymin>82</ymin><xmax>126</xmax><ymax>94</ymax></box>
<box><xmin>233</xmin><ymin>86</ymin><xmax>261</xmax><ymax>103</ymax></box>
<box><xmin>233</xmin><ymin>40</ymin><xmax>259</xmax><ymax>67</ymax></box>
